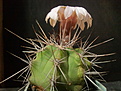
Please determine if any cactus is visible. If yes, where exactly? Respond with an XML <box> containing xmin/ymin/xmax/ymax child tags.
<box><xmin>0</xmin><ymin>5</ymin><xmax>114</xmax><ymax>91</ymax></box>
<box><xmin>29</xmin><ymin>44</ymin><xmax>92</xmax><ymax>91</ymax></box>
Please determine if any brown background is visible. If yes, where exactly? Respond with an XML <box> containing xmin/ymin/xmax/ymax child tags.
<box><xmin>0</xmin><ymin>0</ymin><xmax>3</xmax><ymax>84</ymax></box>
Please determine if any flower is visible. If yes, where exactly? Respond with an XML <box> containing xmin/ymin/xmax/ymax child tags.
<box><xmin>45</xmin><ymin>6</ymin><xmax>93</xmax><ymax>45</ymax></box>
<box><xmin>45</xmin><ymin>5</ymin><xmax>92</xmax><ymax>31</ymax></box>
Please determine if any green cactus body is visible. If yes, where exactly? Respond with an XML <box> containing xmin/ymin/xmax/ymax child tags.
<box><xmin>29</xmin><ymin>45</ymin><xmax>91</xmax><ymax>91</ymax></box>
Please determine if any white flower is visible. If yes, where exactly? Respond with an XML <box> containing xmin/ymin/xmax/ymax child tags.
<box><xmin>45</xmin><ymin>5</ymin><xmax>92</xmax><ymax>30</ymax></box>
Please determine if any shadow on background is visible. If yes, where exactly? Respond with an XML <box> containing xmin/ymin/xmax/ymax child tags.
<box><xmin>2</xmin><ymin>0</ymin><xmax>121</xmax><ymax>88</ymax></box>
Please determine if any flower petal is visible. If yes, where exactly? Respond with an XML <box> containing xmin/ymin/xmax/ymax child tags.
<box><xmin>75</xmin><ymin>7</ymin><xmax>88</xmax><ymax>20</ymax></box>
<box><xmin>64</xmin><ymin>6</ymin><xmax>75</xmax><ymax>19</ymax></box>
<box><xmin>79</xmin><ymin>20</ymin><xmax>85</xmax><ymax>30</ymax></box>
<box><xmin>45</xmin><ymin>6</ymin><xmax>62</xmax><ymax>27</ymax></box>
<box><xmin>45</xmin><ymin>12</ymin><xmax>51</xmax><ymax>23</ymax></box>
<box><xmin>86</xmin><ymin>14</ymin><xmax>92</xmax><ymax>29</ymax></box>
<box><xmin>88</xmin><ymin>14</ymin><xmax>93</xmax><ymax>27</ymax></box>
<box><xmin>49</xmin><ymin>19</ymin><xmax>57</xmax><ymax>27</ymax></box>
<box><xmin>75</xmin><ymin>7</ymin><xmax>92</xmax><ymax>30</ymax></box>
